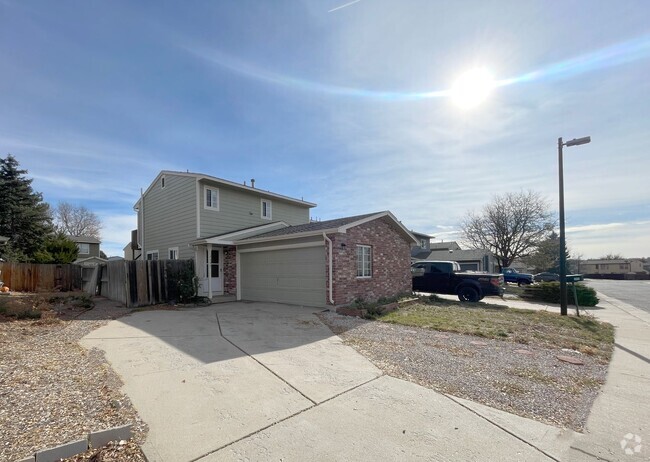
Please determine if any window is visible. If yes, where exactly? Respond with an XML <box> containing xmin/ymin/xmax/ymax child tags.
<box><xmin>161</xmin><ymin>176</ymin><xmax>165</xmax><ymax>189</ymax></box>
<box><xmin>168</xmin><ymin>247</ymin><xmax>179</xmax><ymax>260</ymax></box>
<box><xmin>78</xmin><ymin>243</ymin><xmax>90</xmax><ymax>254</ymax></box>
<box><xmin>204</xmin><ymin>186</ymin><xmax>219</xmax><ymax>210</ymax></box>
<box><xmin>420</xmin><ymin>238</ymin><xmax>428</xmax><ymax>248</ymax></box>
<box><xmin>206</xmin><ymin>249</ymin><xmax>219</xmax><ymax>278</ymax></box>
<box><xmin>261</xmin><ymin>199</ymin><xmax>272</xmax><ymax>220</ymax></box>
<box><xmin>146</xmin><ymin>250</ymin><xmax>159</xmax><ymax>261</ymax></box>
<box><xmin>356</xmin><ymin>245</ymin><xmax>372</xmax><ymax>278</ymax></box>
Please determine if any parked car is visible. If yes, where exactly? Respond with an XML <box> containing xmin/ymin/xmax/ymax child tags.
<box><xmin>412</xmin><ymin>261</ymin><xmax>505</xmax><ymax>302</ymax></box>
<box><xmin>533</xmin><ymin>272</ymin><xmax>560</xmax><ymax>282</ymax></box>
<box><xmin>501</xmin><ymin>267</ymin><xmax>534</xmax><ymax>286</ymax></box>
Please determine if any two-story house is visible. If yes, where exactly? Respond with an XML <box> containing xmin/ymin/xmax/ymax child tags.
<box><xmin>134</xmin><ymin>171</ymin><xmax>416</xmax><ymax>307</ymax></box>
<box><xmin>69</xmin><ymin>235</ymin><xmax>106</xmax><ymax>266</ymax></box>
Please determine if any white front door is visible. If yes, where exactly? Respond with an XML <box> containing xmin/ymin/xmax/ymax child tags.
<box><xmin>198</xmin><ymin>246</ymin><xmax>223</xmax><ymax>296</ymax></box>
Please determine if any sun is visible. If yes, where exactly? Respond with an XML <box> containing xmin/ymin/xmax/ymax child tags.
<box><xmin>450</xmin><ymin>68</ymin><xmax>496</xmax><ymax>109</ymax></box>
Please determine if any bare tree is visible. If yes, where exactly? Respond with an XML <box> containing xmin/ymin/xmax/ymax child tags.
<box><xmin>600</xmin><ymin>253</ymin><xmax>624</xmax><ymax>260</ymax></box>
<box><xmin>54</xmin><ymin>202</ymin><xmax>102</xmax><ymax>239</ymax></box>
<box><xmin>460</xmin><ymin>191</ymin><xmax>555</xmax><ymax>270</ymax></box>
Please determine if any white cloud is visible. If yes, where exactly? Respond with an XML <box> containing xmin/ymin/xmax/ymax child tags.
<box><xmin>567</xmin><ymin>221</ymin><xmax>650</xmax><ymax>258</ymax></box>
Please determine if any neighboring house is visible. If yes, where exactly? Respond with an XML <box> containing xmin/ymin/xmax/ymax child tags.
<box><xmin>413</xmin><ymin>241</ymin><xmax>499</xmax><ymax>273</ymax></box>
<box><xmin>410</xmin><ymin>231</ymin><xmax>433</xmax><ymax>260</ymax></box>
<box><xmin>68</xmin><ymin>235</ymin><xmax>101</xmax><ymax>258</ymax></box>
<box><xmin>134</xmin><ymin>171</ymin><xmax>416</xmax><ymax>307</ymax></box>
<box><xmin>579</xmin><ymin>258</ymin><xmax>648</xmax><ymax>275</ymax></box>
<box><xmin>123</xmin><ymin>243</ymin><xmax>141</xmax><ymax>261</ymax></box>
<box><xmin>643</xmin><ymin>259</ymin><xmax>650</xmax><ymax>273</ymax></box>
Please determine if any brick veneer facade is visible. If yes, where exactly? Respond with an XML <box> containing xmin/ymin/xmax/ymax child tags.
<box><xmin>223</xmin><ymin>246</ymin><xmax>237</xmax><ymax>295</ymax></box>
<box><xmin>326</xmin><ymin>217</ymin><xmax>412</xmax><ymax>306</ymax></box>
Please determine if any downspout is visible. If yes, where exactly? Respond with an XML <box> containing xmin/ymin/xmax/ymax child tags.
<box><xmin>323</xmin><ymin>233</ymin><xmax>334</xmax><ymax>305</ymax></box>
<box><xmin>140</xmin><ymin>188</ymin><xmax>145</xmax><ymax>259</ymax></box>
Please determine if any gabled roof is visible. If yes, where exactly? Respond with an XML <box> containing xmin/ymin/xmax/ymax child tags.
<box><xmin>135</xmin><ymin>171</ymin><xmax>316</xmax><ymax>209</ymax></box>
<box><xmin>68</xmin><ymin>235</ymin><xmax>101</xmax><ymax>244</ymax></box>
<box><xmin>411</xmin><ymin>231</ymin><xmax>433</xmax><ymax>240</ymax></box>
<box><xmin>74</xmin><ymin>256</ymin><xmax>107</xmax><ymax>266</ymax></box>
<box><xmin>237</xmin><ymin>211</ymin><xmax>418</xmax><ymax>245</ymax></box>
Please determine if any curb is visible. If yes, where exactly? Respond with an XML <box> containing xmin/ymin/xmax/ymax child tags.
<box><xmin>17</xmin><ymin>424</ymin><xmax>132</xmax><ymax>462</ymax></box>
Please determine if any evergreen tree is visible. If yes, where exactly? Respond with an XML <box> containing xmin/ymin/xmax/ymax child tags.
<box><xmin>524</xmin><ymin>231</ymin><xmax>570</xmax><ymax>273</ymax></box>
<box><xmin>33</xmin><ymin>232</ymin><xmax>79</xmax><ymax>264</ymax></box>
<box><xmin>0</xmin><ymin>154</ymin><xmax>53</xmax><ymax>261</ymax></box>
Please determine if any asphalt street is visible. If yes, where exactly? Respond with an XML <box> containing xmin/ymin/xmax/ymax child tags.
<box><xmin>585</xmin><ymin>279</ymin><xmax>650</xmax><ymax>314</ymax></box>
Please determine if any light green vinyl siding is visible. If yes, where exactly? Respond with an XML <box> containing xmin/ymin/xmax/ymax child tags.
<box><xmin>142</xmin><ymin>174</ymin><xmax>196</xmax><ymax>260</ymax></box>
<box><xmin>200</xmin><ymin>182</ymin><xmax>310</xmax><ymax>237</ymax></box>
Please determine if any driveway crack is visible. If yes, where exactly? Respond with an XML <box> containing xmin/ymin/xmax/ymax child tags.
<box><xmin>214</xmin><ymin>311</ymin><xmax>317</xmax><ymax>406</ymax></box>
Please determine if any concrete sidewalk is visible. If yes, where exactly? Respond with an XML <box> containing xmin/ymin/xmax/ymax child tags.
<box><xmin>565</xmin><ymin>292</ymin><xmax>650</xmax><ymax>461</ymax></box>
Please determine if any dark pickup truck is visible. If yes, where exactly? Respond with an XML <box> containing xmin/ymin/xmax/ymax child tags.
<box><xmin>411</xmin><ymin>260</ymin><xmax>505</xmax><ymax>302</ymax></box>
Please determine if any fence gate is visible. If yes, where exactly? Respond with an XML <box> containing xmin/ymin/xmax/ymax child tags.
<box><xmin>96</xmin><ymin>259</ymin><xmax>194</xmax><ymax>307</ymax></box>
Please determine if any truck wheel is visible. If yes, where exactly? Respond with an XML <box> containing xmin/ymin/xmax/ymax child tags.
<box><xmin>518</xmin><ymin>280</ymin><xmax>531</xmax><ymax>287</ymax></box>
<box><xmin>458</xmin><ymin>286</ymin><xmax>480</xmax><ymax>303</ymax></box>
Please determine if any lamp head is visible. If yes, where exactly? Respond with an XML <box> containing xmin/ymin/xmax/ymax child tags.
<box><xmin>564</xmin><ymin>136</ymin><xmax>591</xmax><ymax>147</ymax></box>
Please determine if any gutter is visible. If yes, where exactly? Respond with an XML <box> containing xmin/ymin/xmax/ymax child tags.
<box><xmin>323</xmin><ymin>233</ymin><xmax>334</xmax><ymax>305</ymax></box>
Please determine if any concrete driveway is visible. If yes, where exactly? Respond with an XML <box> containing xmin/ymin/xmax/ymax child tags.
<box><xmin>82</xmin><ymin>302</ymin><xmax>569</xmax><ymax>461</ymax></box>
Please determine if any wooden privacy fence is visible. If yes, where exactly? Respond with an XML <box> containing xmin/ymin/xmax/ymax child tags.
<box><xmin>91</xmin><ymin>259</ymin><xmax>194</xmax><ymax>308</ymax></box>
<box><xmin>0</xmin><ymin>262</ymin><xmax>82</xmax><ymax>292</ymax></box>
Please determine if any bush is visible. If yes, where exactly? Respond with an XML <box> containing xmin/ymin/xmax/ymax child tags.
<box><xmin>523</xmin><ymin>282</ymin><xmax>599</xmax><ymax>307</ymax></box>
<box><xmin>175</xmin><ymin>265</ymin><xmax>199</xmax><ymax>303</ymax></box>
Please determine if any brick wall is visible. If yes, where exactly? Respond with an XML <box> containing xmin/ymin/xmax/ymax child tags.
<box><xmin>326</xmin><ymin>217</ymin><xmax>412</xmax><ymax>305</ymax></box>
<box><xmin>223</xmin><ymin>246</ymin><xmax>237</xmax><ymax>295</ymax></box>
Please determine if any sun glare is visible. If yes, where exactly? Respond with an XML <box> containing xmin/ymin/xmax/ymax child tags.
<box><xmin>450</xmin><ymin>68</ymin><xmax>496</xmax><ymax>109</ymax></box>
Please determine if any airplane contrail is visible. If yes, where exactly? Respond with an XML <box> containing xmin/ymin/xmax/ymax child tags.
<box><xmin>328</xmin><ymin>0</ymin><xmax>362</xmax><ymax>13</ymax></box>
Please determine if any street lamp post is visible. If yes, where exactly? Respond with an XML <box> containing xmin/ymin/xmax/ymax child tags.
<box><xmin>558</xmin><ymin>135</ymin><xmax>591</xmax><ymax>316</ymax></box>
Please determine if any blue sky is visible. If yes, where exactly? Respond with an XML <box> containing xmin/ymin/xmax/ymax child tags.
<box><xmin>1</xmin><ymin>0</ymin><xmax>649</xmax><ymax>258</ymax></box>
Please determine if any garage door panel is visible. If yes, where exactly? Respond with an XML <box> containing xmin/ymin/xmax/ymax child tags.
<box><xmin>241</xmin><ymin>246</ymin><xmax>326</xmax><ymax>307</ymax></box>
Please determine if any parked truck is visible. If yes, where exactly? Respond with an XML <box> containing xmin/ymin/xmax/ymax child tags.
<box><xmin>501</xmin><ymin>267</ymin><xmax>534</xmax><ymax>286</ymax></box>
<box><xmin>411</xmin><ymin>261</ymin><xmax>505</xmax><ymax>302</ymax></box>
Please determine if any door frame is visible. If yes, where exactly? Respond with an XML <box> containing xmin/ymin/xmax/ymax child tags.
<box><xmin>195</xmin><ymin>244</ymin><xmax>223</xmax><ymax>298</ymax></box>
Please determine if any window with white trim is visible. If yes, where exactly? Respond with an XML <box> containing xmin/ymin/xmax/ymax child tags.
<box><xmin>420</xmin><ymin>238</ymin><xmax>428</xmax><ymax>248</ymax></box>
<box><xmin>261</xmin><ymin>199</ymin><xmax>272</xmax><ymax>220</ymax></box>
<box><xmin>146</xmin><ymin>250</ymin><xmax>159</xmax><ymax>261</ymax></box>
<box><xmin>356</xmin><ymin>245</ymin><xmax>372</xmax><ymax>278</ymax></box>
<box><xmin>168</xmin><ymin>247</ymin><xmax>179</xmax><ymax>260</ymax></box>
<box><xmin>78</xmin><ymin>243</ymin><xmax>90</xmax><ymax>254</ymax></box>
<box><xmin>204</xmin><ymin>186</ymin><xmax>219</xmax><ymax>210</ymax></box>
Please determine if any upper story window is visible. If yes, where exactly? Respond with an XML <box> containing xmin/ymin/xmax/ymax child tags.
<box><xmin>204</xmin><ymin>186</ymin><xmax>219</xmax><ymax>211</ymax></box>
<box><xmin>161</xmin><ymin>176</ymin><xmax>165</xmax><ymax>189</ymax></box>
<box><xmin>420</xmin><ymin>238</ymin><xmax>428</xmax><ymax>248</ymax></box>
<box><xmin>261</xmin><ymin>199</ymin><xmax>272</xmax><ymax>220</ymax></box>
<box><xmin>356</xmin><ymin>245</ymin><xmax>372</xmax><ymax>278</ymax></box>
<box><xmin>78</xmin><ymin>243</ymin><xmax>90</xmax><ymax>254</ymax></box>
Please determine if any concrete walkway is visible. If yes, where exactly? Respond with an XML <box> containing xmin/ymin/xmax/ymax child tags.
<box><xmin>81</xmin><ymin>297</ymin><xmax>650</xmax><ymax>461</ymax></box>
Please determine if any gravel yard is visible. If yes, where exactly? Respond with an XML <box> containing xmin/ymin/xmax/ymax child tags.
<box><xmin>319</xmin><ymin>309</ymin><xmax>610</xmax><ymax>431</ymax></box>
<box><xmin>0</xmin><ymin>295</ymin><xmax>147</xmax><ymax>462</ymax></box>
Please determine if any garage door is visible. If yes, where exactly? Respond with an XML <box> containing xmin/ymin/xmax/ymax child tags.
<box><xmin>240</xmin><ymin>246</ymin><xmax>326</xmax><ymax>307</ymax></box>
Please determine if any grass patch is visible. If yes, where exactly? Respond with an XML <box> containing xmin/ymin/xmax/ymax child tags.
<box><xmin>378</xmin><ymin>300</ymin><xmax>614</xmax><ymax>360</ymax></box>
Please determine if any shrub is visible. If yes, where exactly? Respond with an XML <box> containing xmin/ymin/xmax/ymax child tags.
<box><xmin>523</xmin><ymin>282</ymin><xmax>599</xmax><ymax>307</ymax></box>
<box><xmin>175</xmin><ymin>265</ymin><xmax>199</xmax><ymax>303</ymax></box>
